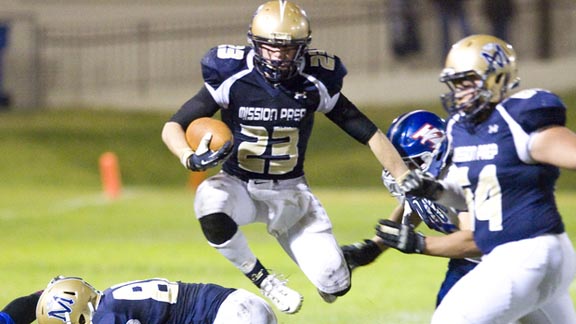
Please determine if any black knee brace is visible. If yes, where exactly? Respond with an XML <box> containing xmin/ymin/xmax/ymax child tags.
<box><xmin>199</xmin><ymin>212</ymin><xmax>238</xmax><ymax>245</ymax></box>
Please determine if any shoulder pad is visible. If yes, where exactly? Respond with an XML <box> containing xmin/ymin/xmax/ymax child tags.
<box><xmin>201</xmin><ymin>45</ymin><xmax>251</xmax><ymax>89</ymax></box>
<box><xmin>503</xmin><ymin>89</ymin><xmax>566</xmax><ymax>133</ymax></box>
<box><xmin>302</xmin><ymin>49</ymin><xmax>347</xmax><ymax>95</ymax></box>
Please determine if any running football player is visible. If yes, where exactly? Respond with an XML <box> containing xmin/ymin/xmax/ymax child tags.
<box><xmin>1</xmin><ymin>276</ymin><xmax>277</xmax><ymax>324</ymax></box>
<box><xmin>161</xmin><ymin>0</ymin><xmax>409</xmax><ymax>314</ymax></box>
<box><xmin>393</xmin><ymin>34</ymin><xmax>576</xmax><ymax>323</ymax></box>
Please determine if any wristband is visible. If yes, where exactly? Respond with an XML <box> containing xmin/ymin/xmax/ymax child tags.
<box><xmin>180</xmin><ymin>148</ymin><xmax>194</xmax><ymax>168</ymax></box>
<box><xmin>415</xmin><ymin>232</ymin><xmax>426</xmax><ymax>254</ymax></box>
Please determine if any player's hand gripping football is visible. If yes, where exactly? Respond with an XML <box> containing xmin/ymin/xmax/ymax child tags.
<box><xmin>398</xmin><ymin>169</ymin><xmax>444</xmax><ymax>200</ymax></box>
<box><xmin>375</xmin><ymin>219</ymin><xmax>425</xmax><ymax>254</ymax></box>
<box><xmin>184</xmin><ymin>133</ymin><xmax>233</xmax><ymax>171</ymax></box>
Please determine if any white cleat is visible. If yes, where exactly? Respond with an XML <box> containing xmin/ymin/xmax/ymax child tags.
<box><xmin>259</xmin><ymin>274</ymin><xmax>303</xmax><ymax>314</ymax></box>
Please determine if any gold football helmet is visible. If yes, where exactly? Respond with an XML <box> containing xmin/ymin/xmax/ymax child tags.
<box><xmin>247</xmin><ymin>0</ymin><xmax>311</xmax><ymax>83</ymax></box>
<box><xmin>439</xmin><ymin>34</ymin><xmax>520</xmax><ymax>123</ymax></box>
<box><xmin>36</xmin><ymin>276</ymin><xmax>101</xmax><ymax>324</ymax></box>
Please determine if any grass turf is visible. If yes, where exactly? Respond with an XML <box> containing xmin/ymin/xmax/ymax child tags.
<box><xmin>2</xmin><ymin>187</ymin><xmax>576</xmax><ymax>323</ymax></box>
<box><xmin>1</xmin><ymin>90</ymin><xmax>576</xmax><ymax>322</ymax></box>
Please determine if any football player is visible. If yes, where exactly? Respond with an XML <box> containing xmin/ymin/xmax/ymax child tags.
<box><xmin>341</xmin><ymin>110</ymin><xmax>481</xmax><ymax>306</ymax></box>
<box><xmin>1</xmin><ymin>276</ymin><xmax>277</xmax><ymax>324</ymax></box>
<box><xmin>161</xmin><ymin>0</ymin><xmax>409</xmax><ymax>314</ymax></box>
<box><xmin>394</xmin><ymin>34</ymin><xmax>576</xmax><ymax>323</ymax></box>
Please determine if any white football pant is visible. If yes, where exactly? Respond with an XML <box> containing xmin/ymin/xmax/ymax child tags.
<box><xmin>432</xmin><ymin>233</ymin><xmax>576</xmax><ymax>324</ymax></box>
<box><xmin>213</xmin><ymin>289</ymin><xmax>277</xmax><ymax>324</ymax></box>
<box><xmin>195</xmin><ymin>171</ymin><xmax>350</xmax><ymax>295</ymax></box>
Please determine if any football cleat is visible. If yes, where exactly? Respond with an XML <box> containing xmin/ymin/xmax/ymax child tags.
<box><xmin>317</xmin><ymin>289</ymin><xmax>337</xmax><ymax>303</ymax></box>
<box><xmin>259</xmin><ymin>274</ymin><xmax>303</xmax><ymax>314</ymax></box>
<box><xmin>341</xmin><ymin>239</ymin><xmax>382</xmax><ymax>271</ymax></box>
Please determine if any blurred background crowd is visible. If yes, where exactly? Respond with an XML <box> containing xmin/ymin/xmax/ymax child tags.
<box><xmin>0</xmin><ymin>0</ymin><xmax>574</xmax><ymax>110</ymax></box>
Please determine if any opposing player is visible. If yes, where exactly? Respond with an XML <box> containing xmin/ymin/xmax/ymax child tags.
<box><xmin>395</xmin><ymin>34</ymin><xmax>576</xmax><ymax>323</ymax></box>
<box><xmin>161</xmin><ymin>0</ymin><xmax>409</xmax><ymax>314</ymax></box>
<box><xmin>1</xmin><ymin>276</ymin><xmax>277</xmax><ymax>324</ymax></box>
<box><xmin>342</xmin><ymin>110</ymin><xmax>480</xmax><ymax>306</ymax></box>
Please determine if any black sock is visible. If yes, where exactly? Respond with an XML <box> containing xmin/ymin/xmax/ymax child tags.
<box><xmin>246</xmin><ymin>259</ymin><xmax>269</xmax><ymax>288</ymax></box>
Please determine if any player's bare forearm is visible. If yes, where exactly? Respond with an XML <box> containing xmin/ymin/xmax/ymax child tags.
<box><xmin>424</xmin><ymin>230</ymin><xmax>481</xmax><ymax>259</ymax></box>
<box><xmin>368</xmin><ymin>130</ymin><xmax>409</xmax><ymax>179</ymax></box>
<box><xmin>161</xmin><ymin>121</ymin><xmax>191</xmax><ymax>158</ymax></box>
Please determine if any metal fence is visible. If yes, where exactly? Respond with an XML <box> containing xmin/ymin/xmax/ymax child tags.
<box><xmin>8</xmin><ymin>0</ymin><xmax>576</xmax><ymax>107</ymax></box>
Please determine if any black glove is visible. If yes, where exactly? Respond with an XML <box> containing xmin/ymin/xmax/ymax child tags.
<box><xmin>184</xmin><ymin>133</ymin><xmax>233</xmax><ymax>171</ymax></box>
<box><xmin>398</xmin><ymin>169</ymin><xmax>444</xmax><ymax>200</ymax></box>
<box><xmin>375</xmin><ymin>219</ymin><xmax>425</xmax><ymax>254</ymax></box>
<box><xmin>341</xmin><ymin>239</ymin><xmax>382</xmax><ymax>271</ymax></box>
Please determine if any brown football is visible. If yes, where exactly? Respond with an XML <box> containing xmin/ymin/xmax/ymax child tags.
<box><xmin>185</xmin><ymin>117</ymin><xmax>233</xmax><ymax>151</ymax></box>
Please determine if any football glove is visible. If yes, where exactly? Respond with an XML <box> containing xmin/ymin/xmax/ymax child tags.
<box><xmin>397</xmin><ymin>169</ymin><xmax>444</xmax><ymax>201</ymax></box>
<box><xmin>341</xmin><ymin>239</ymin><xmax>382</xmax><ymax>271</ymax></box>
<box><xmin>375</xmin><ymin>219</ymin><xmax>426</xmax><ymax>254</ymax></box>
<box><xmin>183</xmin><ymin>133</ymin><xmax>233</xmax><ymax>171</ymax></box>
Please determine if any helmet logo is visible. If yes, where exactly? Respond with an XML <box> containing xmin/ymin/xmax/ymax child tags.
<box><xmin>47</xmin><ymin>296</ymin><xmax>74</xmax><ymax>322</ymax></box>
<box><xmin>481</xmin><ymin>43</ymin><xmax>509</xmax><ymax>71</ymax></box>
<box><xmin>411</xmin><ymin>124</ymin><xmax>444</xmax><ymax>149</ymax></box>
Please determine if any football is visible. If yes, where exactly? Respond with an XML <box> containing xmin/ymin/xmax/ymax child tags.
<box><xmin>185</xmin><ymin>117</ymin><xmax>233</xmax><ymax>151</ymax></box>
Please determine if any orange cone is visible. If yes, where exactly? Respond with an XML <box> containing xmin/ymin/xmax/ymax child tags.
<box><xmin>99</xmin><ymin>152</ymin><xmax>122</xmax><ymax>199</ymax></box>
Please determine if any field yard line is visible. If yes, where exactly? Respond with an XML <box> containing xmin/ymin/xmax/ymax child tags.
<box><xmin>50</xmin><ymin>194</ymin><xmax>111</xmax><ymax>214</ymax></box>
<box><xmin>50</xmin><ymin>190</ymin><xmax>141</xmax><ymax>215</ymax></box>
<box><xmin>0</xmin><ymin>190</ymin><xmax>140</xmax><ymax>218</ymax></box>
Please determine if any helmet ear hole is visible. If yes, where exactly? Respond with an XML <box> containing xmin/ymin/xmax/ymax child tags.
<box><xmin>79</xmin><ymin>314</ymin><xmax>86</xmax><ymax>324</ymax></box>
<box><xmin>495</xmin><ymin>73</ymin><xmax>503</xmax><ymax>84</ymax></box>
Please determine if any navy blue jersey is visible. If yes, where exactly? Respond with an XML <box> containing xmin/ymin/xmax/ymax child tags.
<box><xmin>92</xmin><ymin>278</ymin><xmax>234</xmax><ymax>324</ymax></box>
<box><xmin>446</xmin><ymin>89</ymin><xmax>566</xmax><ymax>254</ymax></box>
<box><xmin>171</xmin><ymin>45</ymin><xmax>377</xmax><ymax>181</ymax></box>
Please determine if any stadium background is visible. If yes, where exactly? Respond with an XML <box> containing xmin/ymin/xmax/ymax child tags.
<box><xmin>1</xmin><ymin>0</ymin><xmax>575</xmax><ymax>109</ymax></box>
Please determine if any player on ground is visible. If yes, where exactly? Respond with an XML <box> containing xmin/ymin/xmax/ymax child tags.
<box><xmin>161</xmin><ymin>0</ymin><xmax>409</xmax><ymax>314</ymax></box>
<box><xmin>0</xmin><ymin>276</ymin><xmax>277</xmax><ymax>324</ymax></box>
<box><xmin>393</xmin><ymin>34</ymin><xmax>576</xmax><ymax>323</ymax></box>
<box><xmin>342</xmin><ymin>110</ymin><xmax>480</xmax><ymax>306</ymax></box>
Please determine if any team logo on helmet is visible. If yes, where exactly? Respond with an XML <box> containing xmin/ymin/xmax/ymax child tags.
<box><xmin>481</xmin><ymin>43</ymin><xmax>510</xmax><ymax>72</ymax></box>
<box><xmin>46</xmin><ymin>296</ymin><xmax>74</xmax><ymax>322</ymax></box>
<box><xmin>410</xmin><ymin>123</ymin><xmax>444</xmax><ymax>150</ymax></box>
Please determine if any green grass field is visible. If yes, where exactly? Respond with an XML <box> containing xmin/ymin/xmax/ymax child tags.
<box><xmin>1</xmin><ymin>91</ymin><xmax>576</xmax><ymax>323</ymax></box>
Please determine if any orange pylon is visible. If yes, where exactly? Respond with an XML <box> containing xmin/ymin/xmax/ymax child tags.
<box><xmin>99</xmin><ymin>152</ymin><xmax>122</xmax><ymax>199</ymax></box>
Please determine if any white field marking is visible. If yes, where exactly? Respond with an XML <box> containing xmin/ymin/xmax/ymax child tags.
<box><xmin>0</xmin><ymin>189</ymin><xmax>138</xmax><ymax>218</ymax></box>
